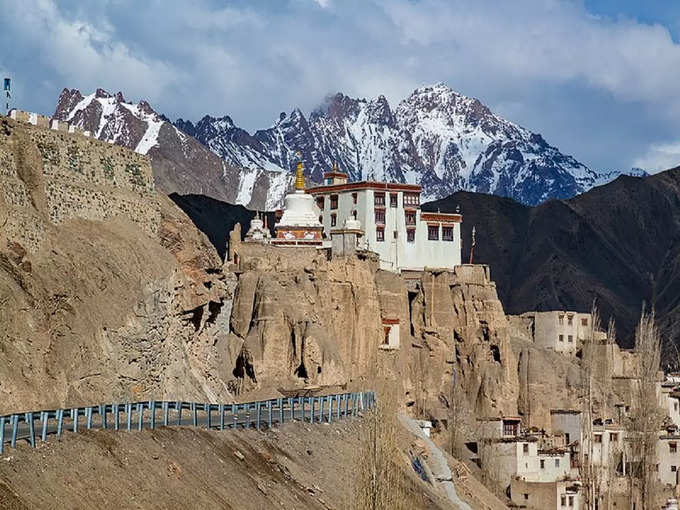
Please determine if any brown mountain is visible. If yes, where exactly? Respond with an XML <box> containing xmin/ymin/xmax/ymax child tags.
<box><xmin>423</xmin><ymin>165</ymin><xmax>680</xmax><ymax>349</ymax></box>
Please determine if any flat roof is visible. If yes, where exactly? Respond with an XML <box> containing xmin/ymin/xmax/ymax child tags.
<box><xmin>308</xmin><ymin>181</ymin><xmax>422</xmax><ymax>194</ymax></box>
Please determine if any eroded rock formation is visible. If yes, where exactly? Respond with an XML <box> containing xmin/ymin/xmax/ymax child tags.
<box><xmin>0</xmin><ymin>118</ymin><xmax>237</xmax><ymax>412</ymax></box>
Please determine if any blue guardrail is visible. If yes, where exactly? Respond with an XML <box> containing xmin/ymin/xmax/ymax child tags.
<box><xmin>0</xmin><ymin>390</ymin><xmax>376</xmax><ymax>454</ymax></box>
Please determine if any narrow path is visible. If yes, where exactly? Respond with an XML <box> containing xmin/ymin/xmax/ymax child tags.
<box><xmin>400</xmin><ymin>415</ymin><xmax>472</xmax><ymax>510</ymax></box>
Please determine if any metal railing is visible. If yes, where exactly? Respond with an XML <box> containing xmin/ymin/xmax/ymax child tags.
<box><xmin>0</xmin><ymin>390</ymin><xmax>376</xmax><ymax>454</ymax></box>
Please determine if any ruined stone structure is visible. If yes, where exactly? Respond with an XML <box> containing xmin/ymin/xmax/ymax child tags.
<box><xmin>0</xmin><ymin>116</ymin><xmax>235</xmax><ymax>412</ymax></box>
<box><xmin>0</xmin><ymin>115</ymin><xmax>158</xmax><ymax>254</ymax></box>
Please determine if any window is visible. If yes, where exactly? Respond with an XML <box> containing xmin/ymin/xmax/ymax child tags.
<box><xmin>330</xmin><ymin>195</ymin><xmax>338</xmax><ymax>210</ymax></box>
<box><xmin>523</xmin><ymin>443</ymin><xmax>529</xmax><ymax>454</ymax></box>
<box><xmin>376</xmin><ymin>228</ymin><xmax>384</xmax><ymax>242</ymax></box>
<box><xmin>568</xmin><ymin>335</ymin><xmax>573</xmax><ymax>343</ymax></box>
<box><xmin>504</xmin><ymin>422</ymin><xmax>519</xmax><ymax>436</ymax></box>
<box><xmin>374</xmin><ymin>193</ymin><xmax>385</xmax><ymax>206</ymax></box>
<box><xmin>318</xmin><ymin>215</ymin><xmax>323</xmax><ymax>224</ymax></box>
<box><xmin>352</xmin><ymin>192</ymin><xmax>357</xmax><ymax>204</ymax></box>
<box><xmin>581</xmin><ymin>318</ymin><xmax>588</xmax><ymax>326</ymax></box>
<box><xmin>524</xmin><ymin>494</ymin><xmax>529</xmax><ymax>501</ymax></box>
<box><xmin>672</xmin><ymin>465</ymin><xmax>678</xmax><ymax>472</ymax></box>
<box><xmin>428</xmin><ymin>225</ymin><xmax>439</xmax><ymax>240</ymax></box>
<box><xmin>390</xmin><ymin>193</ymin><xmax>398</xmax><ymax>207</ymax></box>
<box><xmin>561</xmin><ymin>495</ymin><xmax>566</xmax><ymax>506</ymax></box>
<box><xmin>670</xmin><ymin>442</ymin><xmax>677</xmax><ymax>453</ymax></box>
<box><xmin>568</xmin><ymin>496</ymin><xmax>574</xmax><ymax>507</ymax></box>
<box><xmin>568</xmin><ymin>314</ymin><xmax>573</xmax><ymax>325</ymax></box>
<box><xmin>352</xmin><ymin>210</ymin><xmax>357</xmax><ymax>219</ymax></box>
<box><xmin>559</xmin><ymin>334</ymin><xmax>564</xmax><ymax>342</ymax></box>
<box><xmin>610</xmin><ymin>432</ymin><xmax>619</xmax><ymax>442</ymax></box>
<box><xmin>559</xmin><ymin>314</ymin><xmax>564</xmax><ymax>325</ymax></box>
<box><xmin>555</xmin><ymin>459</ymin><xmax>560</xmax><ymax>468</ymax></box>
<box><xmin>405</xmin><ymin>210</ymin><xmax>416</xmax><ymax>225</ymax></box>
<box><xmin>331</xmin><ymin>213</ymin><xmax>337</xmax><ymax>227</ymax></box>
<box><xmin>316</xmin><ymin>196</ymin><xmax>325</xmax><ymax>210</ymax></box>
<box><xmin>407</xmin><ymin>229</ymin><xmax>415</xmax><ymax>243</ymax></box>
<box><xmin>540</xmin><ymin>459</ymin><xmax>545</xmax><ymax>469</ymax></box>
<box><xmin>442</xmin><ymin>226</ymin><xmax>454</xmax><ymax>241</ymax></box>
<box><xmin>594</xmin><ymin>434</ymin><xmax>602</xmax><ymax>443</ymax></box>
<box><xmin>383</xmin><ymin>326</ymin><xmax>390</xmax><ymax>345</ymax></box>
<box><xmin>375</xmin><ymin>209</ymin><xmax>385</xmax><ymax>224</ymax></box>
<box><xmin>404</xmin><ymin>192</ymin><xmax>419</xmax><ymax>207</ymax></box>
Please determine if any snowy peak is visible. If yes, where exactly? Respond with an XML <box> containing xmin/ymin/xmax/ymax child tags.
<box><xmin>54</xmin><ymin>88</ymin><xmax>164</xmax><ymax>154</ymax></box>
<box><xmin>54</xmin><ymin>83</ymin><xmax>648</xmax><ymax>211</ymax></box>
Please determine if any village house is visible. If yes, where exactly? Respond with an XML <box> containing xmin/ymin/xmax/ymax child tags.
<box><xmin>307</xmin><ymin>165</ymin><xmax>462</xmax><ymax>272</ymax></box>
<box><xmin>510</xmin><ymin>479</ymin><xmax>581</xmax><ymax>510</ymax></box>
<box><xmin>511</xmin><ymin>311</ymin><xmax>606</xmax><ymax>354</ymax></box>
<box><xmin>657</xmin><ymin>431</ymin><xmax>680</xmax><ymax>487</ymax></box>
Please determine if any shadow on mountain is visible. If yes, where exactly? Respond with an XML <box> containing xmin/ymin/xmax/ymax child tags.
<box><xmin>423</xmin><ymin>165</ymin><xmax>680</xmax><ymax>348</ymax></box>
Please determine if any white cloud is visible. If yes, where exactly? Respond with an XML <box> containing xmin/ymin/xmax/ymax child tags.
<box><xmin>633</xmin><ymin>142</ymin><xmax>680</xmax><ymax>173</ymax></box>
<box><xmin>7</xmin><ymin>0</ymin><xmax>179</xmax><ymax>103</ymax></box>
<box><xmin>3</xmin><ymin>0</ymin><xmax>680</xmax><ymax>173</ymax></box>
<box><xmin>381</xmin><ymin>0</ymin><xmax>680</xmax><ymax>107</ymax></box>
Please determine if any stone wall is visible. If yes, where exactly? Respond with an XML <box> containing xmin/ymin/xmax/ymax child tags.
<box><xmin>0</xmin><ymin>117</ymin><xmax>159</xmax><ymax>253</ymax></box>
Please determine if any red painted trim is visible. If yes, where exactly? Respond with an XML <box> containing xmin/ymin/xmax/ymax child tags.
<box><xmin>382</xmin><ymin>318</ymin><xmax>400</xmax><ymax>325</ymax></box>
<box><xmin>420</xmin><ymin>212</ymin><xmax>462</xmax><ymax>223</ymax></box>
<box><xmin>308</xmin><ymin>181</ymin><xmax>422</xmax><ymax>194</ymax></box>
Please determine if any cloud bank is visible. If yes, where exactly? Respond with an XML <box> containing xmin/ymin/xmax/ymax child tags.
<box><xmin>1</xmin><ymin>0</ymin><xmax>679</xmax><ymax>172</ymax></box>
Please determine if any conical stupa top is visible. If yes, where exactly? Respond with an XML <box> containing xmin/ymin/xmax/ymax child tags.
<box><xmin>295</xmin><ymin>153</ymin><xmax>305</xmax><ymax>191</ymax></box>
<box><xmin>333</xmin><ymin>161</ymin><xmax>339</xmax><ymax>172</ymax></box>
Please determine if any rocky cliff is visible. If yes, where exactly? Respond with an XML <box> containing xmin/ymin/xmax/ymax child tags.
<box><xmin>225</xmin><ymin>240</ymin><xmax>519</xmax><ymax>422</ymax></box>
<box><xmin>0</xmin><ymin>117</ymin><xmax>238</xmax><ymax>413</ymax></box>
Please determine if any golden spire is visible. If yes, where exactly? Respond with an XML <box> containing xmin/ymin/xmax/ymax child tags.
<box><xmin>333</xmin><ymin>160</ymin><xmax>339</xmax><ymax>173</ymax></box>
<box><xmin>295</xmin><ymin>151</ymin><xmax>305</xmax><ymax>191</ymax></box>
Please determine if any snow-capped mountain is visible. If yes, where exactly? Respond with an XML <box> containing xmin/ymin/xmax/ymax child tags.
<box><xmin>175</xmin><ymin>83</ymin><xmax>637</xmax><ymax>206</ymax></box>
<box><xmin>54</xmin><ymin>84</ymin><xmax>647</xmax><ymax>210</ymax></box>
<box><xmin>53</xmin><ymin>88</ymin><xmax>292</xmax><ymax>209</ymax></box>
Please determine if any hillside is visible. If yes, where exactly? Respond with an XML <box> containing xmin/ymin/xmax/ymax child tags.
<box><xmin>423</xmin><ymin>166</ymin><xmax>680</xmax><ymax>348</ymax></box>
<box><xmin>0</xmin><ymin>116</ymin><xmax>239</xmax><ymax>412</ymax></box>
<box><xmin>169</xmin><ymin>193</ymin><xmax>275</xmax><ymax>260</ymax></box>
<box><xmin>0</xmin><ymin>420</ymin><xmax>462</xmax><ymax>510</ymax></box>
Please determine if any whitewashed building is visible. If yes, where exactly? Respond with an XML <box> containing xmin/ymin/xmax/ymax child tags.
<box><xmin>308</xmin><ymin>167</ymin><xmax>462</xmax><ymax>272</ymax></box>
<box><xmin>518</xmin><ymin>311</ymin><xmax>606</xmax><ymax>354</ymax></box>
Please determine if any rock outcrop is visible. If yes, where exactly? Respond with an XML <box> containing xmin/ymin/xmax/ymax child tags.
<box><xmin>0</xmin><ymin>117</ymin><xmax>237</xmax><ymax>413</ymax></box>
<box><xmin>227</xmin><ymin>245</ymin><xmax>382</xmax><ymax>394</ymax></box>
<box><xmin>227</xmin><ymin>241</ymin><xmax>520</xmax><ymax>422</ymax></box>
<box><xmin>408</xmin><ymin>265</ymin><xmax>520</xmax><ymax>418</ymax></box>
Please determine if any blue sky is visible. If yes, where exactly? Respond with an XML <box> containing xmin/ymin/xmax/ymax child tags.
<box><xmin>1</xmin><ymin>0</ymin><xmax>680</xmax><ymax>173</ymax></box>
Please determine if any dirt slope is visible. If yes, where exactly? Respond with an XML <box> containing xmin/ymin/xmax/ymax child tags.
<box><xmin>0</xmin><ymin>419</ymin><xmax>456</xmax><ymax>510</ymax></box>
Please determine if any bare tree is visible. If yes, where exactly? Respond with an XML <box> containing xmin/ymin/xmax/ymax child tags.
<box><xmin>628</xmin><ymin>307</ymin><xmax>663</xmax><ymax>510</ymax></box>
<box><xmin>579</xmin><ymin>301</ymin><xmax>601</xmax><ymax>510</ymax></box>
<box><xmin>354</xmin><ymin>382</ymin><xmax>407</xmax><ymax>510</ymax></box>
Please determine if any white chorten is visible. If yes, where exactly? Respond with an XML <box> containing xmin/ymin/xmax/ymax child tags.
<box><xmin>245</xmin><ymin>213</ymin><xmax>271</xmax><ymax>243</ymax></box>
<box><xmin>273</xmin><ymin>157</ymin><xmax>323</xmax><ymax>245</ymax></box>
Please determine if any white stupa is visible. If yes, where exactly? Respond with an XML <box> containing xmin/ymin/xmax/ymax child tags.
<box><xmin>244</xmin><ymin>213</ymin><xmax>271</xmax><ymax>243</ymax></box>
<box><xmin>272</xmin><ymin>157</ymin><xmax>324</xmax><ymax>245</ymax></box>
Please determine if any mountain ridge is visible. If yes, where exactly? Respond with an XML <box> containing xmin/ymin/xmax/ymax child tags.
<box><xmin>53</xmin><ymin>84</ymin><xmax>649</xmax><ymax>210</ymax></box>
